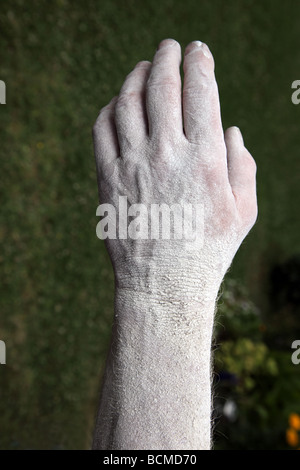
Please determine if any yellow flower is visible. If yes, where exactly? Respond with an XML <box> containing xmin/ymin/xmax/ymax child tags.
<box><xmin>286</xmin><ymin>428</ymin><xmax>299</xmax><ymax>447</ymax></box>
<box><xmin>289</xmin><ymin>413</ymin><xmax>300</xmax><ymax>431</ymax></box>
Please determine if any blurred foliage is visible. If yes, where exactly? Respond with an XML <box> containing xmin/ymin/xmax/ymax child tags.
<box><xmin>213</xmin><ymin>278</ymin><xmax>300</xmax><ymax>450</ymax></box>
<box><xmin>218</xmin><ymin>339</ymin><xmax>278</xmax><ymax>392</ymax></box>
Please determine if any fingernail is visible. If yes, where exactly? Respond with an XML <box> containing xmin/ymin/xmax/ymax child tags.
<box><xmin>157</xmin><ymin>39</ymin><xmax>178</xmax><ymax>50</ymax></box>
<box><xmin>185</xmin><ymin>40</ymin><xmax>202</xmax><ymax>55</ymax></box>
<box><xmin>185</xmin><ymin>41</ymin><xmax>211</xmax><ymax>58</ymax></box>
<box><xmin>233</xmin><ymin>126</ymin><xmax>244</xmax><ymax>144</ymax></box>
<box><xmin>202</xmin><ymin>45</ymin><xmax>211</xmax><ymax>59</ymax></box>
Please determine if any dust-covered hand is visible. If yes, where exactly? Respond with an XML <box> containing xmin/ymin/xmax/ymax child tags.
<box><xmin>93</xmin><ymin>38</ymin><xmax>257</xmax><ymax>304</ymax></box>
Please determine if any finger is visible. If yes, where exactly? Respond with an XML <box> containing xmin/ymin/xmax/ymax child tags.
<box><xmin>146</xmin><ymin>38</ymin><xmax>183</xmax><ymax>140</ymax></box>
<box><xmin>93</xmin><ymin>96</ymin><xmax>119</xmax><ymax>180</ymax></box>
<box><xmin>115</xmin><ymin>61</ymin><xmax>152</xmax><ymax>154</ymax></box>
<box><xmin>183</xmin><ymin>41</ymin><xmax>224</xmax><ymax>148</ymax></box>
<box><xmin>225</xmin><ymin>126</ymin><xmax>258</xmax><ymax>225</ymax></box>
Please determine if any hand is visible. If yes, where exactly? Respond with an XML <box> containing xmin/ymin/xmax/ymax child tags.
<box><xmin>93</xmin><ymin>38</ymin><xmax>257</xmax><ymax>303</ymax></box>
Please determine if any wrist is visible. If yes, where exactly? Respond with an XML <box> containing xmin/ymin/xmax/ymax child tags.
<box><xmin>114</xmin><ymin>276</ymin><xmax>218</xmax><ymax>344</ymax></box>
<box><xmin>114</xmin><ymin>251</ymin><xmax>223</xmax><ymax>304</ymax></box>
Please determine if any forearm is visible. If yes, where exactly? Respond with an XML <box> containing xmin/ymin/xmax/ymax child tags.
<box><xmin>92</xmin><ymin>262</ymin><xmax>219</xmax><ymax>450</ymax></box>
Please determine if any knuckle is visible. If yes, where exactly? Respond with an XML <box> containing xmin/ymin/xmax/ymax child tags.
<box><xmin>151</xmin><ymin>135</ymin><xmax>173</xmax><ymax>156</ymax></box>
<box><xmin>94</xmin><ymin>97</ymin><xmax>117</xmax><ymax>129</ymax></box>
<box><xmin>116</xmin><ymin>93</ymin><xmax>129</xmax><ymax>108</ymax></box>
<box><xmin>183</xmin><ymin>77</ymin><xmax>216</xmax><ymax>98</ymax></box>
<box><xmin>243</xmin><ymin>150</ymin><xmax>257</xmax><ymax>173</ymax></box>
<box><xmin>147</xmin><ymin>74</ymin><xmax>179</xmax><ymax>90</ymax></box>
<box><xmin>238</xmin><ymin>194</ymin><xmax>258</xmax><ymax>228</ymax></box>
<box><xmin>135</xmin><ymin>60</ymin><xmax>151</xmax><ymax>69</ymax></box>
<box><xmin>116</xmin><ymin>92</ymin><xmax>137</xmax><ymax>111</ymax></box>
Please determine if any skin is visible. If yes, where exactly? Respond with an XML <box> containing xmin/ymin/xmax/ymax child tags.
<box><xmin>92</xmin><ymin>39</ymin><xmax>257</xmax><ymax>450</ymax></box>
